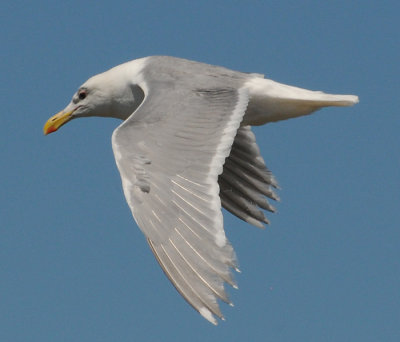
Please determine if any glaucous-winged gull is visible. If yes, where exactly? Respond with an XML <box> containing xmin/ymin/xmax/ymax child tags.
<box><xmin>44</xmin><ymin>56</ymin><xmax>358</xmax><ymax>324</ymax></box>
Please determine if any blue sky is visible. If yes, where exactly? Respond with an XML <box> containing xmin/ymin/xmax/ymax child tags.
<box><xmin>1</xmin><ymin>1</ymin><xmax>399</xmax><ymax>341</ymax></box>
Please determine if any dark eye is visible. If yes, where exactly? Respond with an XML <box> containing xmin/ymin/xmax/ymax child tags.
<box><xmin>78</xmin><ymin>90</ymin><xmax>87</xmax><ymax>100</ymax></box>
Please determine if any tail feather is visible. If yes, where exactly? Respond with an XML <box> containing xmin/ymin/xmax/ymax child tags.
<box><xmin>244</xmin><ymin>77</ymin><xmax>359</xmax><ymax>125</ymax></box>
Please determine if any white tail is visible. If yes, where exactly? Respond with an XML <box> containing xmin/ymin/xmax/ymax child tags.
<box><xmin>244</xmin><ymin>77</ymin><xmax>359</xmax><ymax>125</ymax></box>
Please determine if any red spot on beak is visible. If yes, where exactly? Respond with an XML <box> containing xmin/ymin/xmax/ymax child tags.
<box><xmin>44</xmin><ymin>125</ymin><xmax>57</xmax><ymax>135</ymax></box>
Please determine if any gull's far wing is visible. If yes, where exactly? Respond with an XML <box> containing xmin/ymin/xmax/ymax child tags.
<box><xmin>112</xmin><ymin>83</ymin><xmax>249</xmax><ymax>324</ymax></box>
<box><xmin>219</xmin><ymin>126</ymin><xmax>279</xmax><ymax>228</ymax></box>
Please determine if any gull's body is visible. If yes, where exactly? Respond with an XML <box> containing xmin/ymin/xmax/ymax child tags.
<box><xmin>44</xmin><ymin>56</ymin><xmax>358</xmax><ymax>324</ymax></box>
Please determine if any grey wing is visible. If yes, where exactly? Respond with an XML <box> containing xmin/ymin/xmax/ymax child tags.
<box><xmin>219</xmin><ymin>126</ymin><xmax>279</xmax><ymax>228</ymax></box>
<box><xmin>112</xmin><ymin>84</ymin><xmax>249</xmax><ymax>324</ymax></box>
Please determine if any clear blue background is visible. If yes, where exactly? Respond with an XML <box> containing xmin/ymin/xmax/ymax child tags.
<box><xmin>1</xmin><ymin>1</ymin><xmax>399</xmax><ymax>341</ymax></box>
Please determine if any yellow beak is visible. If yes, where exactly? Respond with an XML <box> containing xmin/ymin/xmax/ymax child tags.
<box><xmin>43</xmin><ymin>110</ymin><xmax>74</xmax><ymax>135</ymax></box>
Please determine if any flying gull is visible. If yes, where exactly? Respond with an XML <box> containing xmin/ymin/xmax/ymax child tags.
<box><xmin>44</xmin><ymin>56</ymin><xmax>358</xmax><ymax>324</ymax></box>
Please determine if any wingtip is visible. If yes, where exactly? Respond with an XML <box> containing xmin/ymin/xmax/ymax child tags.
<box><xmin>199</xmin><ymin>307</ymin><xmax>218</xmax><ymax>325</ymax></box>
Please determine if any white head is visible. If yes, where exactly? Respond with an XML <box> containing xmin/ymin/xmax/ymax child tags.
<box><xmin>43</xmin><ymin>64</ymin><xmax>145</xmax><ymax>134</ymax></box>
